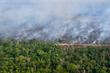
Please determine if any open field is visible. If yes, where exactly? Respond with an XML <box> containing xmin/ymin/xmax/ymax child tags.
<box><xmin>0</xmin><ymin>39</ymin><xmax>110</xmax><ymax>73</ymax></box>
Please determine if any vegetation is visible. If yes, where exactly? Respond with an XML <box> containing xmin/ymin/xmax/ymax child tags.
<box><xmin>0</xmin><ymin>39</ymin><xmax>110</xmax><ymax>73</ymax></box>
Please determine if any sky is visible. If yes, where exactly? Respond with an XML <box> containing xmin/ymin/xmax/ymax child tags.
<box><xmin>0</xmin><ymin>0</ymin><xmax>110</xmax><ymax>43</ymax></box>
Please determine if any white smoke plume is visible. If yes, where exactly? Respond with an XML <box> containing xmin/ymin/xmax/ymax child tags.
<box><xmin>0</xmin><ymin>0</ymin><xmax>110</xmax><ymax>43</ymax></box>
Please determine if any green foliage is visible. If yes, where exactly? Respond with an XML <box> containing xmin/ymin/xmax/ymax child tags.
<box><xmin>0</xmin><ymin>39</ymin><xmax>110</xmax><ymax>73</ymax></box>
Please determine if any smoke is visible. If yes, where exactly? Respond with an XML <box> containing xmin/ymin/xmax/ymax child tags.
<box><xmin>0</xmin><ymin>0</ymin><xmax>110</xmax><ymax>43</ymax></box>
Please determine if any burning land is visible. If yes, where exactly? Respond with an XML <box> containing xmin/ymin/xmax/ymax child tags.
<box><xmin>0</xmin><ymin>0</ymin><xmax>110</xmax><ymax>73</ymax></box>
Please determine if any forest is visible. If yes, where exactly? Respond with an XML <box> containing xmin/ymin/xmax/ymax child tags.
<box><xmin>0</xmin><ymin>39</ymin><xmax>110</xmax><ymax>73</ymax></box>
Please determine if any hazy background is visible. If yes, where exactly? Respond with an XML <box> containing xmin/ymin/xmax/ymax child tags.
<box><xmin>0</xmin><ymin>0</ymin><xmax>110</xmax><ymax>43</ymax></box>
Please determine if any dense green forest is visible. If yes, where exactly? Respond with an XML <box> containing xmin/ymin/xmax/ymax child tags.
<box><xmin>0</xmin><ymin>39</ymin><xmax>110</xmax><ymax>73</ymax></box>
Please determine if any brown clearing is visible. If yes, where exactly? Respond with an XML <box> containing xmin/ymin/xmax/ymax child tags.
<box><xmin>57</xmin><ymin>43</ymin><xmax>110</xmax><ymax>48</ymax></box>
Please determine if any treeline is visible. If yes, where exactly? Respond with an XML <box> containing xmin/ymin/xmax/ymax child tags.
<box><xmin>0</xmin><ymin>39</ymin><xmax>110</xmax><ymax>73</ymax></box>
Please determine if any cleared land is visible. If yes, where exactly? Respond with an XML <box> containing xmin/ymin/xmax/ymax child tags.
<box><xmin>57</xmin><ymin>43</ymin><xmax>110</xmax><ymax>48</ymax></box>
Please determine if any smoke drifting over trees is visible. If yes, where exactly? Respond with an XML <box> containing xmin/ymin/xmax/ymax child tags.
<box><xmin>0</xmin><ymin>0</ymin><xmax>110</xmax><ymax>43</ymax></box>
